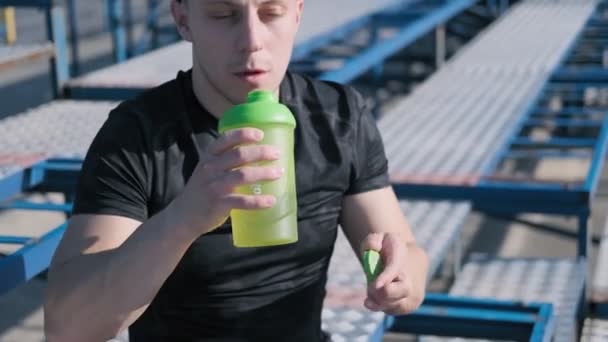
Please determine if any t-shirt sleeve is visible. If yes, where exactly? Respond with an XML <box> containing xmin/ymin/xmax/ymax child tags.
<box><xmin>71</xmin><ymin>106</ymin><xmax>150</xmax><ymax>222</ymax></box>
<box><xmin>346</xmin><ymin>89</ymin><xmax>391</xmax><ymax>195</ymax></box>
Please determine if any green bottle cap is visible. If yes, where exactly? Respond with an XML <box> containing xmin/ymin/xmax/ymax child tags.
<box><xmin>363</xmin><ymin>250</ymin><xmax>383</xmax><ymax>283</ymax></box>
<box><xmin>218</xmin><ymin>90</ymin><xmax>296</xmax><ymax>133</ymax></box>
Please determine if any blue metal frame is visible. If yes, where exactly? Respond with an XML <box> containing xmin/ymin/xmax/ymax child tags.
<box><xmin>387</xmin><ymin>293</ymin><xmax>554</xmax><ymax>342</ymax></box>
<box><xmin>106</xmin><ymin>0</ymin><xmax>127</xmax><ymax>63</ymax></box>
<box><xmin>0</xmin><ymin>158</ymin><xmax>81</xmax><ymax>296</ymax></box>
<box><xmin>319</xmin><ymin>0</ymin><xmax>476</xmax><ymax>84</ymax></box>
<box><xmin>0</xmin><ymin>159</ymin><xmax>81</xmax><ymax>202</ymax></box>
<box><xmin>0</xmin><ymin>223</ymin><xmax>66</xmax><ymax>296</ymax></box>
<box><xmin>389</xmin><ymin>1</ymin><xmax>608</xmax><ymax>259</ymax></box>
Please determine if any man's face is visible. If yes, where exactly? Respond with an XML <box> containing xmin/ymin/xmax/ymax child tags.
<box><xmin>175</xmin><ymin>0</ymin><xmax>303</xmax><ymax>103</ymax></box>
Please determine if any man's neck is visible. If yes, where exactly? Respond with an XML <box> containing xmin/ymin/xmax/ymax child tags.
<box><xmin>191</xmin><ymin>65</ymin><xmax>235</xmax><ymax>120</ymax></box>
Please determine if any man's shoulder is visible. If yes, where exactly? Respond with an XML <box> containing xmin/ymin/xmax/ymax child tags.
<box><xmin>285</xmin><ymin>71</ymin><xmax>367</xmax><ymax>117</ymax></box>
<box><xmin>107</xmin><ymin>72</ymin><xmax>190</xmax><ymax>134</ymax></box>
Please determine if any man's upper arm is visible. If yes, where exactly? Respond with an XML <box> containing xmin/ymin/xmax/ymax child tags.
<box><xmin>340</xmin><ymin>87</ymin><xmax>412</xmax><ymax>248</ymax></box>
<box><xmin>50</xmin><ymin>106</ymin><xmax>150</xmax><ymax>268</ymax></box>
<box><xmin>50</xmin><ymin>214</ymin><xmax>141</xmax><ymax>270</ymax></box>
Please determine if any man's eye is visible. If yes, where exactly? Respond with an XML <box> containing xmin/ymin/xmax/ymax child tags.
<box><xmin>260</xmin><ymin>6</ymin><xmax>285</xmax><ymax>19</ymax></box>
<box><xmin>211</xmin><ymin>11</ymin><xmax>236</xmax><ymax>19</ymax></box>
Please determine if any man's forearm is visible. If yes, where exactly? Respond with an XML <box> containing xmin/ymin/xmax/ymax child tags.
<box><xmin>404</xmin><ymin>242</ymin><xmax>429</xmax><ymax>305</ymax></box>
<box><xmin>45</xmin><ymin>209</ymin><xmax>199</xmax><ymax>341</ymax></box>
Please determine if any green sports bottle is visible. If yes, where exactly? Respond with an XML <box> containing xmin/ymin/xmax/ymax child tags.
<box><xmin>218</xmin><ymin>90</ymin><xmax>298</xmax><ymax>247</ymax></box>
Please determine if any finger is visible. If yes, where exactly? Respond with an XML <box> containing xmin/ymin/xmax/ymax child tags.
<box><xmin>374</xmin><ymin>262</ymin><xmax>400</xmax><ymax>290</ymax></box>
<box><xmin>374</xmin><ymin>236</ymin><xmax>403</xmax><ymax>288</ymax></box>
<box><xmin>215</xmin><ymin>145</ymin><xmax>280</xmax><ymax>171</ymax></box>
<box><xmin>368</xmin><ymin>279</ymin><xmax>409</xmax><ymax>302</ymax></box>
<box><xmin>360</xmin><ymin>233</ymin><xmax>384</xmax><ymax>256</ymax></box>
<box><xmin>209</xmin><ymin>128</ymin><xmax>264</xmax><ymax>156</ymax></box>
<box><xmin>366</xmin><ymin>290</ymin><xmax>405</xmax><ymax>313</ymax></box>
<box><xmin>224</xmin><ymin>194</ymin><xmax>276</xmax><ymax>210</ymax></box>
<box><xmin>383</xmin><ymin>300</ymin><xmax>409</xmax><ymax>316</ymax></box>
<box><xmin>364</xmin><ymin>297</ymin><xmax>382</xmax><ymax>312</ymax></box>
<box><xmin>222</xmin><ymin>166</ymin><xmax>284</xmax><ymax>188</ymax></box>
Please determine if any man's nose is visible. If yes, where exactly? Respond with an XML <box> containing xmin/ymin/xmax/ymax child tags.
<box><xmin>237</xmin><ymin>9</ymin><xmax>264</xmax><ymax>54</ymax></box>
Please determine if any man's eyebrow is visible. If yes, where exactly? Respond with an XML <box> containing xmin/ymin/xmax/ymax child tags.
<box><xmin>254</xmin><ymin>0</ymin><xmax>290</xmax><ymax>7</ymax></box>
<box><xmin>205</xmin><ymin>0</ymin><xmax>241</xmax><ymax>5</ymax></box>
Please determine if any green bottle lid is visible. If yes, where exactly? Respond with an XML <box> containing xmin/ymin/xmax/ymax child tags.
<box><xmin>218</xmin><ymin>90</ymin><xmax>296</xmax><ymax>133</ymax></box>
<box><xmin>363</xmin><ymin>250</ymin><xmax>383</xmax><ymax>283</ymax></box>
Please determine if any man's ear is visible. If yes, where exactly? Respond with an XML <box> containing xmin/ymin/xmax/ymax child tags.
<box><xmin>171</xmin><ymin>0</ymin><xmax>193</xmax><ymax>42</ymax></box>
<box><xmin>295</xmin><ymin>0</ymin><xmax>304</xmax><ymax>25</ymax></box>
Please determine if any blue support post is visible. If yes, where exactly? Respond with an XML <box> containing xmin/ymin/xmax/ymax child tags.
<box><xmin>148</xmin><ymin>0</ymin><xmax>160</xmax><ymax>50</ymax></box>
<box><xmin>584</xmin><ymin>115</ymin><xmax>608</xmax><ymax>194</ymax></box>
<box><xmin>46</xmin><ymin>5</ymin><xmax>70</xmax><ymax>98</ymax></box>
<box><xmin>66</xmin><ymin>0</ymin><xmax>80</xmax><ymax>76</ymax></box>
<box><xmin>486</xmin><ymin>0</ymin><xmax>498</xmax><ymax>16</ymax></box>
<box><xmin>107</xmin><ymin>0</ymin><xmax>127</xmax><ymax>63</ymax></box>
<box><xmin>0</xmin><ymin>18</ymin><xmax>6</xmax><ymax>42</ymax></box>
<box><xmin>124</xmin><ymin>0</ymin><xmax>134</xmax><ymax>57</ymax></box>
<box><xmin>578</xmin><ymin>212</ymin><xmax>590</xmax><ymax>259</ymax></box>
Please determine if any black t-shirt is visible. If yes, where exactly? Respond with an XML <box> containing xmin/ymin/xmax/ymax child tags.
<box><xmin>72</xmin><ymin>70</ymin><xmax>390</xmax><ymax>341</ymax></box>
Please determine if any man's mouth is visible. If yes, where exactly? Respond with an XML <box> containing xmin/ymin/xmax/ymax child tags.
<box><xmin>236</xmin><ymin>69</ymin><xmax>266</xmax><ymax>76</ymax></box>
<box><xmin>234</xmin><ymin>69</ymin><xmax>268</xmax><ymax>84</ymax></box>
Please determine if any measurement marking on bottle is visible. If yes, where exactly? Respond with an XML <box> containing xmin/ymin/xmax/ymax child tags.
<box><xmin>251</xmin><ymin>184</ymin><xmax>262</xmax><ymax>195</ymax></box>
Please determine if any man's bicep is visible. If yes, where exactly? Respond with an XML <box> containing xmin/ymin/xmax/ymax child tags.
<box><xmin>50</xmin><ymin>214</ymin><xmax>141</xmax><ymax>269</ymax></box>
<box><xmin>71</xmin><ymin>108</ymin><xmax>151</xmax><ymax>222</ymax></box>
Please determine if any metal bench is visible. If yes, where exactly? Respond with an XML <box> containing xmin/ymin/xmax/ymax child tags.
<box><xmin>0</xmin><ymin>1</ymin><xmax>69</xmax><ymax>97</ymax></box>
<box><xmin>581</xmin><ymin>318</ymin><xmax>608</xmax><ymax>341</ymax></box>
<box><xmin>387</xmin><ymin>0</ymin><xmax>600</xmax><ymax>208</ymax></box>
<box><xmin>372</xmin><ymin>1</ymin><xmax>598</xmax><ymax>340</ymax></box>
<box><xmin>0</xmin><ymin>100</ymin><xmax>114</xmax><ymax>159</ymax></box>
<box><xmin>445</xmin><ymin>257</ymin><xmax>586</xmax><ymax>342</ymax></box>
<box><xmin>430</xmin><ymin>5</ymin><xmax>608</xmax><ymax>340</ymax></box>
<box><xmin>0</xmin><ymin>43</ymin><xmax>54</xmax><ymax>71</ymax></box>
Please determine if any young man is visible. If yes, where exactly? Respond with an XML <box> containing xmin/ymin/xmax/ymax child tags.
<box><xmin>44</xmin><ymin>0</ymin><xmax>429</xmax><ymax>341</ymax></box>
